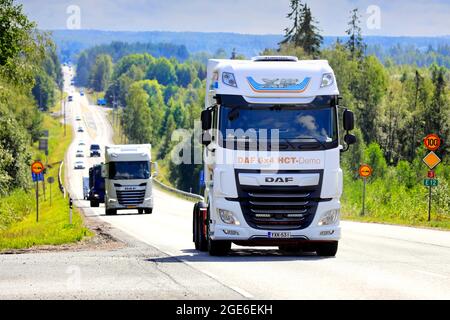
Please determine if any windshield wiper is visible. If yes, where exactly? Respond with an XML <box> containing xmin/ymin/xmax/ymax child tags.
<box><xmin>287</xmin><ymin>137</ymin><xmax>328</xmax><ymax>150</ymax></box>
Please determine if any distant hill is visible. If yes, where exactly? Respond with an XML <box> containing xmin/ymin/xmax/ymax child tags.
<box><xmin>50</xmin><ymin>29</ymin><xmax>450</xmax><ymax>67</ymax></box>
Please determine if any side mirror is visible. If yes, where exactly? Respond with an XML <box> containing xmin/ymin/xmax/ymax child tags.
<box><xmin>152</xmin><ymin>162</ymin><xmax>159</xmax><ymax>177</ymax></box>
<box><xmin>201</xmin><ymin>109</ymin><xmax>212</xmax><ymax>131</ymax></box>
<box><xmin>343</xmin><ymin>109</ymin><xmax>355</xmax><ymax>131</ymax></box>
<box><xmin>344</xmin><ymin>133</ymin><xmax>356</xmax><ymax>146</ymax></box>
<box><xmin>101</xmin><ymin>164</ymin><xmax>107</xmax><ymax>178</ymax></box>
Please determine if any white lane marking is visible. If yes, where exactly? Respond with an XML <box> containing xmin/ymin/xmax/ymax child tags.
<box><xmin>414</xmin><ymin>270</ymin><xmax>448</xmax><ymax>279</ymax></box>
<box><xmin>230</xmin><ymin>286</ymin><xmax>254</xmax><ymax>299</ymax></box>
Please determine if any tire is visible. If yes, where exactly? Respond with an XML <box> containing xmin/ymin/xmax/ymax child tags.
<box><xmin>208</xmin><ymin>239</ymin><xmax>231</xmax><ymax>256</ymax></box>
<box><xmin>193</xmin><ymin>203</ymin><xmax>199</xmax><ymax>244</ymax></box>
<box><xmin>90</xmin><ymin>200</ymin><xmax>99</xmax><ymax>207</ymax></box>
<box><xmin>105</xmin><ymin>208</ymin><xmax>117</xmax><ymax>216</ymax></box>
<box><xmin>138</xmin><ymin>209</ymin><xmax>144</xmax><ymax>214</ymax></box>
<box><xmin>194</xmin><ymin>202</ymin><xmax>208</xmax><ymax>252</ymax></box>
<box><xmin>316</xmin><ymin>241</ymin><xmax>338</xmax><ymax>257</ymax></box>
<box><xmin>145</xmin><ymin>209</ymin><xmax>153</xmax><ymax>214</ymax></box>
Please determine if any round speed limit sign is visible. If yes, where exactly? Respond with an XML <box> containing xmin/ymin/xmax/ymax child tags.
<box><xmin>359</xmin><ymin>164</ymin><xmax>373</xmax><ymax>178</ymax></box>
<box><xmin>31</xmin><ymin>161</ymin><xmax>45</xmax><ymax>175</ymax></box>
<box><xmin>424</xmin><ymin>134</ymin><xmax>441</xmax><ymax>151</ymax></box>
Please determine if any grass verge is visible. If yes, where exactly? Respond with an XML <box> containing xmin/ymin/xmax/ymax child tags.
<box><xmin>0</xmin><ymin>100</ymin><xmax>92</xmax><ymax>251</ymax></box>
<box><xmin>341</xmin><ymin>171</ymin><xmax>450</xmax><ymax>230</ymax></box>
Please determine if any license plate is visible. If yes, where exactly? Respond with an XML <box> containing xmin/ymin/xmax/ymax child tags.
<box><xmin>268</xmin><ymin>232</ymin><xmax>291</xmax><ymax>239</ymax></box>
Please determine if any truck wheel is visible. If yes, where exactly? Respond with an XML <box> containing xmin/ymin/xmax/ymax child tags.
<box><xmin>194</xmin><ymin>202</ymin><xmax>208</xmax><ymax>252</ymax></box>
<box><xmin>316</xmin><ymin>241</ymin><xmax>338</xmax><ymax>257</ymax></box>
<box><xmin>105</xmin><ymin>209</ymin><xmax>117</xmax><ymax>216</ymax></box>
<box><xmin>138</xmin><ymin>209</ymin><xmax>144</xmax><ymax>214</ymax></box>
<box><xmin>208</xmin><ymin>239</ymin><xmax>231</xmax><ymax>256</ymax></box>
<box><xmin>90</xmin><ymin>200</ymin><xmax>99</xmax><ymax>207</ymax></box>
<box><xmin>193</xmin><ymin>203</ymin><xmax>198</xmax><ymax>243</ymax></box>
<box><xmin>145</xmin><ymin>209</ymin><xmax>153</xmax><ymax>214</ymax></box>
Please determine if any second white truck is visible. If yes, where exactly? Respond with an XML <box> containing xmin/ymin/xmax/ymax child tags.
<box><xmin>102</xmin><ymin>144</ymin><xmax>155</xmax><ymax>215</ymax></box>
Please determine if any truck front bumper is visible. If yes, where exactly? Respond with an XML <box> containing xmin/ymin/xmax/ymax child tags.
<box><xmin>106</xmin><ymin>197</ymin><xmax>153</xmax><ymax>210</ymax></box>
<box><xmin>210</xmin><ymin>198</ymin><xmax>341</xmax><ymax>243</ymax></box>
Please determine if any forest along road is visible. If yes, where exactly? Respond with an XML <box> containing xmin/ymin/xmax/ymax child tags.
<box><xmin>64</xmin><ymin>67</ymin><xmax>450</xmax><ymax>300</ymax></box>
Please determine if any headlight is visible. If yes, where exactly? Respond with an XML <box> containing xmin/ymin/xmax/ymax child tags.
<box><xmin>218</xmin><ymin>209</ymin><xmax>240</xmax><ymax>225</ymax></box>
<box><xmin>222</xmin><ymin>72</ymin><xmax>237</xmax><ymax>87</ymax></box>
<box><xmin>318</xmin><ymin>209</ymin><xmax>340</xmax><ymax>226</ymax></box>
<box><xmin>320</xmin><ymin>73</ymin><xmax>334</xmax><ymax>88</ymax></box>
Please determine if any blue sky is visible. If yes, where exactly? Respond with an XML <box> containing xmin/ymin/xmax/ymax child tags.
<box><xmin>17</xmin><ymin>0</ymin><xmax>450</xmax><ymax>36</ymax></box>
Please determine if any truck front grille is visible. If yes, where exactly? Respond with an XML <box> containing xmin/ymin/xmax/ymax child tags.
<box><xmin>235</xmin><ymin>170</ymin><xmax>324</xmax><ymax>230</ymax></box>
<box><xmin>116</xmin><ymin>190</ymin><xmax>145</xmax><ymax>205</ymax></box>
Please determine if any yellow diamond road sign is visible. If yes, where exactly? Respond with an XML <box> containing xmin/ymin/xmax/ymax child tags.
<box><xmin>423</xmin><ymin>151</ymin><xmax>441</xmax><ymax>170</ymax></box>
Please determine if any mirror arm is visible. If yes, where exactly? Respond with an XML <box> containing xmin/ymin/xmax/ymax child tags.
<box><xmin>340</xmin><ymin>130</ymin><xmax>351</xmax><ymax>153</ymax></box>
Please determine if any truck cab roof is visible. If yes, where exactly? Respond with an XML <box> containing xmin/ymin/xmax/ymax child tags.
<box><xmin>105</xmin><ymin>144</ymin><xmax>152</xmax><ymax>162</ymax></box>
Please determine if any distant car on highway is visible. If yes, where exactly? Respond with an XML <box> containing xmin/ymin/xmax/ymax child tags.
<box><xmin>97</xmin><ymin>98</ymin><xmax>106</xmax><ymax>106</ymax></box>
<box><xmin>90</xmin><ymin>144</ymin><xmax>101</xmax><ymax>157</ymax></box>
<box><xmin>78</xmin><ymin>140</ymin><xmax>86</xmax><ymax>146</ymax></box>
<box><xmin>77</xmin><ymin>127</ymin><xmax>84</xmax><ymax>132</ymax></box>
<box><xmin>80</xmin><ymin>90</ymin><xmax>85</xmax><ymax>96</ymax></box>
<box><xmin>76</xmin><ymin>150</ymin><xmax>84</xmax><ymax>158</ymax></box>
<box><xmin>75</xmin><ymin>116</ymin><xmax>81</xmax><ymax>121</ymax></box>
<box><xmin>68</xmin><ymin>96</ymin><xmax>73</xmax><ymax>102</ymax></box>
<box><xmin>74</xmin><ymin>161</ymin><xmax>85</xmax><ymax>170</ymax></box>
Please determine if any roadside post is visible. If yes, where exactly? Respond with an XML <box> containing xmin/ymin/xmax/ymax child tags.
<box><xmin>69</xmin><ymin>196</ymin><xmax>73</xmax><ymax>225</ymax></box>
<box><xmin>31</xmin><ymin>161</ymin><xmax>45</xmax><ymax>222</ymax></box>
<box><xmin>47</xmin><ymin>177</ymin><xmax>55</xmax><ymax>207</ymax></box>
<box><xmin>39</xmin><ymin>137</ymin><xmax>49</xmax><ymax>201</ymax></box>
<box><xmin>422</xmin><ymin>134</ymin><xmax>442</xmax><ymax>222</ymax></box>
<box><xmin>358</xmin><ymin>164</ymin><xmax>373</xmax><ymax>216</ymax></box>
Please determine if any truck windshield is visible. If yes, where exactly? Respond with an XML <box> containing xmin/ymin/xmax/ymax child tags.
<box><xmin>219</xmin><ymin>105</ymin><xmax>338</xmax><ymax>150</ymax></box>
<box><xmin>109</xmin><ymin>161</ymin><xmax>150</xmax><ymax>180</ymax></box>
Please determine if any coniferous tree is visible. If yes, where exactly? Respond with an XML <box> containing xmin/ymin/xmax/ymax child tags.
<box><xmin>280</xmin><ymin>0</ymin><xmax>303</xmax><ymax>46</ymax></box>
<box><xmin>298</xmin><ymin>4</ymin><xmax>323</xmax><ymax>57</ymax></box>
<box><xmin>346</xmin><ymin>8</ymin><xmax>366</xmax><ymax>60</ymax></box>
<box><xmin>280</xmin><ymin>1</ymin><xmax>323</xmax><ymax>57</ymax></box>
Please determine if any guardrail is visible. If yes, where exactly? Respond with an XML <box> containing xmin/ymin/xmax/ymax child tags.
<box><xmin>153</xmin><ymin>178</ymin><xmax>204</xmax><ymax>202</ymax></box>
<box><xmin>58</xmin><ymin>161</ymin><xmax>66</xmax><ymax>197</ymax></box>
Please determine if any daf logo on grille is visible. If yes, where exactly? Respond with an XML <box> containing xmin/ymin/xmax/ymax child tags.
<box><xmin>265</xmin><ymin>177</ymin><xmax>294</xmax><ymax>183</ymax></box>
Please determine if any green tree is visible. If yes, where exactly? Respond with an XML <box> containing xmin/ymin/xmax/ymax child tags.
<box><xmin>32</xmin><ymin>71</ymin><xmax>56</xmax><ymax>110</ymax></box>
<box><xmin>425</xmin><ymin>64</ymin><xmax>449</xmax><ymax>156</ymax></box>
<box><xmin>280</xmin><ymin>1</ymin><xmax>323</xmax><ymax>57</ymax></box>
<box><xmin>176</xmin><ymin>63</ymin><xmax>196</xmax><ymax>87</ymax></box>
<box><xmin>89</xmin><ymin>54</ymin><xmax>113</xmax><ymax>91</ymax></box>
<box><xmin>146</xmin><ymin>57</ymin><xmax>177</xmax><ymax>86</ymax></box>
<box><xmin>0</xmin><ymin>109</ymin><xmax>31</xmax><ymax>194</ymax></box>
<box><xmin>280</xmin><ymin>0</ymin><xmax>303</xmax><ymax>46</ymax></box>
<box><xmin>123</xmin><ymin>84</ymin><xmax>152</xmax><ymax>144</ymax></box>
<box><xmin>365</xmin><ymin>142</ymin><xmax>387</xmax><ymax>178</ymax></box>
<box><xmin>0</xmin><ymin>0</ymin><xmax>46</xmax><ymax>87</ymax></box>
<box><xmin>355</xmin><ymin>55</ymin><xmax>388</xmax><ymax>143</ymax></box>
<box><xmin>345</xmin><ymin>8</ymin><xmax>366</xmax><ymax>61</ymax></box>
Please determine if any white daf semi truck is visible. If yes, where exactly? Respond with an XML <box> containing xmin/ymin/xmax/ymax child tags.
<box><xmin>102</xmin><ymin>144</ymin><xmax>155</xmax><ymax>215</ymax></box>
<box><xmin>193</xmin><ymin>56</ymin><xmax>356</xmax><ymax>256</ymax></box>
